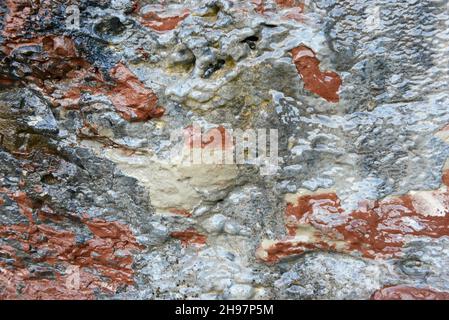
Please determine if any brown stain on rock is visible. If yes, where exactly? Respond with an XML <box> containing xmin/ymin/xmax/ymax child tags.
<box><xmin>3</xmin><ymin>0</ymin><xmax>28</xmax><ymax>38</ymax></box>
<box><xmin>1</xmin><ymin>35</ymin><xmax>90</xmax><ymax>89</ymax></box>
<box><xmin>262</xmin><ymin>241</ymin><xmax>334</xmax><ymax>263</ymax></box>
<box><xmin>252</xmin><ymin>1</ymin><xmax>305</xmax><ymax>20</ymax></box>
<box><xmin>442</xmin><ymin>170</ymin><xmax>449</xmax><ymax>187</ymax></box>
<box><xmin>291</xmin><ymin>45</ymin><xmax>342</xmax><ymax>103</ymax></box>
<box><xmin>252</xmin><ymin>0</ymin><xmax>266</xmax><ymax>14</ymax></box>
<box><xmin>140</xmin><ymin>9</ymin><xmax>190</xmax><ymax>32</ymax></box>
<box><xmin>0</xmin><ymin>266</ymin><xmax>97</xmax><ymax>300</ymax></box>
<box><xmin>169</xmin><ymin>208</ymin><xmax>192</xmax><ymax>217</ymax></box>
<box><xmin>108</xmin><ymin>63</ymin><xmax>164</xmax><ymax>121</ymax></box>
<box><xmin>185</xmin><ymin>125</ymin><xmax>233</xmax><ymax>150</ymax></box>
<box><xmin>171</xmin><ymin>229</ymin><xmax>207</xmax><ymax>246</ymax></box>
<box><xmin>0</xmin><ymin>188</ymin><xmax>143</xmax><ymax>300</ymax></box>
<box><xmin>1</xmin><ymin>33</ymin><xmax>164</xmax><ymax>122</ymax></box>
<box><xmin>285</xmin><ymin>192</ymin><xmax>343</xmax><ymax>236</ymax></box>
<box><xmin>259</xmin><ymin>170</ymin><xmax>449</xmax><ymax>263</ymax></box>
<box><xmin>371</xmin><ymin>286</ymin><xmax>449</xmax><ymax>300</ymax></box>
<box><xmin>276</xmin><ymin>0</ymin><xmax>305</xmax><ymax>9</ymax></box>
<box><xmin>63</xmin><ymin>60</ymin><xmax>165</xmax><ymax>122</ymax></box>
<box><xmin>2</xmin><ymin>0</ymin><xmax>52</xmax><ymax>40</ymax></box>
<box><xmin>9</xmin><ymin>191</ymin><xmax>34</xmax><ymax>221</ymax></box>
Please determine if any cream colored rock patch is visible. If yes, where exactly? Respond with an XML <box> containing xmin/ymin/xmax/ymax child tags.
<box><xmin>410</xmin><ymin>190</ymin><xmax>449</xmax><ymax>217</ymax></box>
<box><xmin>82</xmin><ymin>141</ymin><xmax>238</xmax><ymax>213</ymax></box>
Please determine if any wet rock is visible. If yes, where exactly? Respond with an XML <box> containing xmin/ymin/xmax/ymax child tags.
<box><xmin>1</xmin><ymin>0</ymin><xmax>449</xmax><ymax>301</ymax></box>
<box><xmin>0</xmin><ymin>88</ymin><xmax>58</xmax><ymax>135</ymax></box>
<box><xmin>94</xmin><ymin>16</ymin><xmax>126</xmax><ymax>37</ymax></box>
<box><xmin>275</xmin><ymin>253</ymin><xmax>385</xmax><ymax>300</ymax></box>
<box><xmin>371</xmin><ymin>285</ymin><xmax>449</xmax><ymax>300</ymax></box>
<box><xmin>201</xmin><ymin>214</ymin><xmax>227</xmax><ymax>234</ymax></box>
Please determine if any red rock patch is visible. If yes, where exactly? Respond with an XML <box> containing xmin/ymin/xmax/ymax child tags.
<box><xmin>1</xmin><ymin>35</ymin><xmax>164</xmax><ymax>122</ymax></box>
<box><xmin>108</xmin><ymin>63</ymin><xmax>164</xmax><ymax>121</ymax></box>
<box><xmin>140</xmin><ymin>9</ymin><xmax>190</xmax><ymax>32</ymax></box>
<box><xmin>258</xmin><ymin>170</ymin><xmax>449</xmax><ymax>263</ymax></box>
<box><xmin>0</xmin><ymin>189</ymin><xmax>143</xmax><ymax>300</ymax></box>
<box><xmin>185</xmin><ymin>125</ymin><xmax>233</xmax><ymax>150</ymax></box>
<box><xmin>291</xmin><ymin>45</ymin><xmax>342</xmax><ymax>103</ymax></box>
<box><xmin>171</xmin><ymin>229</ymin><xmax>207</xmax><ymax>247</ymax></box>
<box><xmin>371</xmin><ymin>286</ymin><xmax>449</xmax><ymax>300</ymax></box>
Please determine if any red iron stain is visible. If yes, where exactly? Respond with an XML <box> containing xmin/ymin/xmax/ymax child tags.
<box><xmin>9</xmin><ymin>191</ymin><xmax>34</xmax><ymax>221</ymax></box>
<box><xmin>0</xmin><ymin>266</ymin><xmax>96</xmax><ymax>300</ymax></box>
<box><xmin>253</xmin><ymin>1</ymin><xmax>305</xmax><ymax>18</ymax></box>
<box><xmin>171</xmin><ymin>229</ymin><xmax>207</xmax><ymax>246</ymax></box>
<box><xmin>33</xmin><ymin>185</ymin><xmax>44</xmax><ymax>193</ymax></box>
<box><xmin>108</xmin><ymin>63</ymin><xmax>164</xmax><ymax>121</ymax></box>
<box><xmin>262</xmin><ymin>241</ymin><xmax>335</xmax><ymax>263</ymax></box>
<box><xmin>259</xmin><ymin>170</ymin><xmax>449</xmax><ymax>263</ymax></box>
<box><xmin>0</xmin><ymin>189</ymin><xmax>143</xmax><ymax>300</ymax></box>
<box><xmin>442</xmin><ymin>166</ymin><xmax>449</xmax><ymax>187</ymax></box>
<box><xmin>169</xmin><ymin>208</ymin><xmax>192</xmax><ymax>217</ymax></box>
<box><xmin>2</xmin><ymin>0</ymin><xmax>35</xmax><ymax>40</ymax></box>
<box><xmin>291</xmin><ymin>45</ymin><xmax>342</xmax><ymax>103</ymax></box>
<box><xmin>371</xmin><ymin>286</ymin><xmax>449</xmax><ymax>300</ymax></box>
<box><xmin>140</xmin><ymin>9</ymin><xmax>190</xmax><ymax>32</ymax></box>
<box><xmin>1</xmin><ymin>37</ymin><xmax>44</xmax><ymax>56</ymax></box>
<box><xmin>252</xmin><ymin>0</ymin><xmax>266</xmax><ymax>14</ymax></box>
<box><xmin>285</xmin><ymin>192</ymin><xmax>342</xmax><ymax>236</ymax></box>
<box><xmin>37</xmin><ymin>204</ymin><xmax>63</xmax><ymax>223</ymax></box>
<box><xmin>283</xmin><ymin>10</ymin><xmax>305</xmax><ymax>23</ymax></box>
<box><xmin>185</xmin><ymin>125</ymin><xmax>233</xmax><ymax>150</ymax></box>
<box><xmin>1</xmin><ymin>34</ymin><xmax>164</xmax><ymax>122</ymax></box>
<box><xmin>131</xmin><ymin>0</ymin><xmax>141</xmax><ymax>14</ymax></box>
<box><xmin>2</xmin><ymin>35</ymin><xmax>91</xmax><ymax>88</ymax></box>
<box><xmin>276</xmin><ymin>0</ymin><xmax>305</xmax><ymax>9</ymax></box>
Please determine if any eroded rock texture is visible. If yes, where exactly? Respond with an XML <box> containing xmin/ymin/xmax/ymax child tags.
<box><xmin>1</xmin><ymin>0</ymin><xmax>449</xmax><ymax>300</ymax></box>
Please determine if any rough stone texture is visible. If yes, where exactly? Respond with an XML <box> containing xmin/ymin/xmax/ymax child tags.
<box><xmin>1</xmin><ymin>0</ymin><xmax>449</xmax><ymax>300</ymax></box>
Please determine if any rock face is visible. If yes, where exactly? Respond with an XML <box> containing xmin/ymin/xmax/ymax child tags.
<box><xmin>1</xmin><ymin>0</ymin><xmax>449</xmax><ymax>300</ymax></box>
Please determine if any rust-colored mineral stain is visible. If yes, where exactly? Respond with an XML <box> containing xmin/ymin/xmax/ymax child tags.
<box><xmin>2</xmin><ymin>0</ymin><xmax>31</xmax><ymax>39</ymax></box>
<box><xmin>252</xmin><ymin>0</ymin><xmax>266</xmax><ymax>14</ymax></box>
<box><xmin>141</xmin><ymin>10</ymin><xmax>190</xmax><ymax>32</ymax></box>
<box><xmin>262</xmin><ymin>240</ymin><xmax>334</xmax><ymax>264</ymax></box>
<box><xmin>169</xmin><ymin>208</ymin><xmax>192</xmax><ymax>217</ymax></box>
<box><xmin>285</xmin><ymin>192</ymin><xmax>342</xmax><ymax>236</ymax></box>
<box><xmin>2</xmin><ymin>0</ymin><xmax>53</xmax><ymax>41</ymax></box>
<box><xmin>0</xmin><ymin>189</ymin><xmax>143</xmax><ymax>300</ymax></box>
<box><xmin>42</xmin><ymin>36</ymin><xmax>76</xmax><ymax>57</ymax></box>
<box><xmin>54</xmin><ymin>61</ymin><xmax>165</xmax><ymax>122</ymax></box>
<box><xmin>259</xmin><ymin>169</ymin><xmax>449</xmax><ymax>263</ymax></box>
<box><xmin>1</xmin><ymin>33</ymin><xmax>163</xmax><ymax>122</ymax></box>
<box><xmin>1</xmin><ymin>37</ymin><xmax>43</xmax><ymax>56</ymax></box>
<box><xmin>275</xmin><ymin>0</ymin><xmax>304</xmax><ymax>9</ymax></box>
<box><xmin>0</xmin><ymin>267</ymin><xmax>96</xmax><ymax>300</ymax></box>
<box><xmin>442</xmin><ymin>170</ymin><xmax>449</xmax><ymax>187</ymax></box>
<box><xmin>371</xmin><ymin>286</ymin><xmax>449</xmax><ymax>300</ymax></box>
<box><xmin>108</xmin><ymin>63</ymin><xmax>164</xmax><ymax>121</ymax></box>
<box><xmin>9</xmin><ymin>191</ymin><xmax>34</xmax><ymax>221</ymax></box>
<box><xmin>84</xmin><ymin>218</ymin><xmax>144</xmax><ymax>250</ymax></box>
<box><xmin>252</xmin><ymin>0</ymin><xmax>305</xmax><ymax>15</ymax></box>
<box><xmin>291</xmin><ymin>45</ymin><xmax>342</xmax><ymax>103</ymax></box>
<box><xmin>185</xmin><ymin>125</ymin><xmax>233</xmax><ymax>150</ymax></box>
<box><xmin>171</xmin><ymin>229</ymin><xmax>207</xmax><ymax>246</ymax></box>
<box><xmin>1</xmin><ymin>35</ymin><xmax>91</xmax><ymax>88</ymax></box>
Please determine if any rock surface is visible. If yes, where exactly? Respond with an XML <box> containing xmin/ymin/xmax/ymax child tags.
<box><xmin>1</xmin><ymin>0</ymin><xmax>449</xmax><ymax>300</ymax></box>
